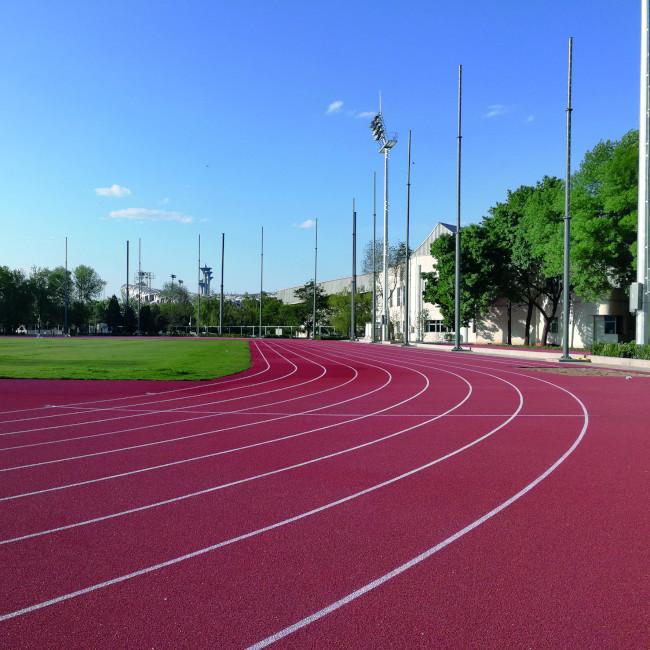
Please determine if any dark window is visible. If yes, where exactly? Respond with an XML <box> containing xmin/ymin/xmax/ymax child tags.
<box><xmin>426</xmin><ymin>320</ymin><xmax>449</xmax><ymax>333</ymax></box>
<box><xmin>604</xmin><ymin>315</ymin><xmax>621</xmax><ymax>335</ymax></box>
<box><xmin>549</xmin><ymin>318</ymin><xmax>559</xmax><ymax>334</ymax></box>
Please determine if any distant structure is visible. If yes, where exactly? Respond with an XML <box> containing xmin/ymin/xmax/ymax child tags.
<box><xmin>199</xmin><ymin>265</ymin><xmax>213</xmax><ymax>296</ymax></box>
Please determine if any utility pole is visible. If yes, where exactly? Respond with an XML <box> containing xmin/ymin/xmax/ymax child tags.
<box><xmin>126</xmin><ymin>240</ymin><xmax>130</xmax><ymax>312</ymax></box>
<box><xmin>351</xmin><ymin>200</ymin><xmax>357</xmax><ymax>341</ymax></box>
<box><xmin>452</xmin><ymin>65</ymin><xmax>464</xmax><ymax>351</ymax></box>
<box><xmin>312</xmin><ymin>219</ymin><xmax>318</xmax><ymax>339</ymax></box>
<box><xmin>403</xmin><ymin>129</ymin><xmax>412</xmax><ymax>346</ymax></box>
<box><xmin>220</xmin><ymin>232</ymin><xmax>225</xmax><ymax>336</ymax></box>
<box><xmin>560</xmin><ymin>37</ymin><xmax>577</xmax><ymax>362</ymax></box>
<box><xmin>372</xmin><ymin>172</ymin><xmax>377</xmax><ymax>342</ymax></box>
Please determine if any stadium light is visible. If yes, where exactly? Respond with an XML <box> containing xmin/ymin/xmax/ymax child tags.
<box><xmin>368</xmin><ymin>99</ymin><xmax>397</xmax><ymax>342</ymax></box>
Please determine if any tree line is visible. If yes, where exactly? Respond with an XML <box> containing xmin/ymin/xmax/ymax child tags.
<box><xmin>424</xmin><ymin>129</ymin><xmax>638</xmax><ymax>345</ymax></box>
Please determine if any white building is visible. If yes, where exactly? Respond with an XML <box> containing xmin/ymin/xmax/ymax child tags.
<box><xmin>273</xmin><ymin>222</ymin><xmax>630</xmax><ymax>349</ymax></box>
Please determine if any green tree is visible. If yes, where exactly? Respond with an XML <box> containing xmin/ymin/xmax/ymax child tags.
<box><xmin>423</xmin><ymin>224</ymin><xmax>499</xmax><ymax>330</ymax></box>
<box><xmin>293</xmin><ymin>280</ymin><xmax>329</xmax><ymax>334</ymax></box>
<box><xmin>104</xmin><ymin>295</ymin><xmax>123</xmax><ymax>331</ymax></box>
<box><xmin>73</xmin><ymin>265</ymin><xmax>105</xmax><ymax>303</ymax></box>
<box><xmin>329</xmin><ymin>290</ymin><xmax>372</xmax><ymax>337</ymax></box>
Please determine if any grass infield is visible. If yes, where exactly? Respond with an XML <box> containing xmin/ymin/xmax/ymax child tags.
<box><xmin>0</xmin><ymin>338</ymin><xmax>251</xmax><ymax>380</ymax></box>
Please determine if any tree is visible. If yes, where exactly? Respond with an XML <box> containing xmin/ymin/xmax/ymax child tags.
<box><xmin>104</xmin><ymin>295</ymin><xmax>122</xmax><ymax>331</ymax></box>
<box><xmin>73</xmin><ymin>265</ymin><xmax>105</xmax><ymax>303</ymax></box>
<box><xmin>0</xmin><ymin>266</ymin><xmax>33</xmax><ymax>332</ymax></box>
<box><xmin>139</xmin><ymin>304</ymin><xmax>156</xmax><ymax>335</ymax></box>
<box><xmin>423</xmin><ymin>225</ymin><xmax>499</xmax><ymax>330</ymax></box>
<box><xmin>293</xmin><ymin>280</ymin><xmax>329</xmax><ymax>334</ymax></box>
<box><xmin>571</xmin><ymin>130</ymin><xmax>638</xmax><ymax>300</ymax></box>
<box><xmin>329</xmin><ymin>290</ymin><xmax>372</xmax><ymax>337</ymax></box>
<box><xmin>123</xmin><ymin>305</ymin><xmax>137</xmax><ymax>334</ymax></box>
<box><xmin>362</xmin><ymin>240</ymin><xmax>409</xmax><ymax>306</ymax></box>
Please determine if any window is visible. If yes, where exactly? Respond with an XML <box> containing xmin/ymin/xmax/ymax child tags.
<box><xmin>396</xmin><ymin>287</ymin><xmax>401</xmax><ymax>307</ymax></box>
<box><xmin>426</xmin><ymin>320</ymin><xmax>450</xmax><ymax>333</ymax></box>
<box><xmin>604</xmin><ymin>315</ymin><xmax>621</xmax><ymax>335</ymax></box>
<box><xmin>549</xmin><ymin>318</ymin><xmax>559</xmax><ymax>334</ymax></box>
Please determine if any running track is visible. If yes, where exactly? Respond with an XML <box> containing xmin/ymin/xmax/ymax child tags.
<box><xmin>0</xmin><ymin>340</ymin><xmax>647</xmax><ymax>648</ymax></box>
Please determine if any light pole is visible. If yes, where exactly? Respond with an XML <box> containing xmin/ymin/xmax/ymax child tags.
<box><xmin>369</xmin><ymin>104</ymin><xmax>397</xmax><ymax>342</ymax></box>
<box><xmin>452</xmin><ymin>65</ymin><xmax>464</xmax><ymax>352</ymax></box>
<box><xmin>220</xmin><ymin>233</ymin><xmax>225</xmax><ymax>336</ymax></box>
<box><xmin>372</xmin><ymin>172</ymin><xmax>377</xmax><ymax>343</ymax></box>
<box><xmin>351</xmin><ymin>200</ymin><xmax>357</xmax><ymax>341</ymax></box>
<box><xmin>560</xmin><ymin>37</ymin><xmax>577</xmax><ymax>362</ymax></box>
<box><xmin>312</xmin><ymin>219</ymin><xmax>318</xmax><ymax>339</ymax></box>
<box><xmin>259</xmin><ymin>226</ymin><xmax>264</xmax><ymax>338</ymax></box>
<box><xmin>64</xmin><ymin>237</ymin><xmax>69</xmax><ymax>335</ymax></box>
<box><xmin>403</xmin><ymin>129</ymin><xmax>412</xmax><ymax>346</ymax></box>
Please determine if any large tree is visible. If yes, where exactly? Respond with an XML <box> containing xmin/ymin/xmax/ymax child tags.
<box><xmin>361</xmin><ymin>240</ymin><xmax>409</xmax><ymax>306</ymax></box>
<box><xmin>423</xmin><ymin>224</ymin><xmax>499</xmax><ymax>330</ymax></box>
<box><xmin>73</xmin><ymin>265</ymin><xmax>105</xmax><ymax>303</ymax></box>
<box><xmin>329</xmin><ymin>290</ymin><xmax>372</xmax><ymax>337</ymax></box>
<box><xmin>293</xmin><ymin>280</ymin><xmax>329</xmax><ymax>335</ymax></box>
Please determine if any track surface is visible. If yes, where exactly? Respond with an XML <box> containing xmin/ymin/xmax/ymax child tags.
<box><xmin>0</xmin><ymin>340</ymin><xmax>647</xmax><ymax>648</ymax></box>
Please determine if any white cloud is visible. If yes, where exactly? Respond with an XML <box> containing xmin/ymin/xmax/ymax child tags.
<box><xmin>483</xmin><ymin>104</ymin><xmax>508</xmax><ymax>119</ymax></box>
<box><xmin>296</xmin><ymin>219</ymin><xmax>316</xmax><ymax>229</ymax></box>
<box><xmin>108</xmin><ymin>208</ymin><xmax>193</xmax><ymax>224</ymax></box>
<box><xmin>525</xmin><ymin>114</ymin><xmax>535</xmax><ymax>124</ymax></box>
<box><xmin>95</xmin><ymin>184</ymin><xmax>131</xmax><ymax>197</ymax></box>
<box><xmin>356</xmin><ymin>111</ymin><xmax>375</xmax><ymax>118</ymax></box>
<box><xmin>326</xmin><ymin>100</ymin><xmax>344</xmax><ymax>114</ymax></box>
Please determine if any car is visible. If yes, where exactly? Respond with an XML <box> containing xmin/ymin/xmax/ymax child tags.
<box><xmin>15</xmin><ymin>325</ymin><xmax>27</xmax><ymax>335</ymax></box>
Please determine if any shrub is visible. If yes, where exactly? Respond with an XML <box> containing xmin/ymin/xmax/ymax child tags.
<box><xmin>591</xmin><ymin>341</ymin><xmax>650</xmax><ymax>359</ymax></box>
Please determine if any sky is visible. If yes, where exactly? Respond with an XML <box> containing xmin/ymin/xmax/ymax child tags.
<box><xmin>0</xmin><ymin>1</ymin><xmax>641</xmax><ymax>297</ymax></box>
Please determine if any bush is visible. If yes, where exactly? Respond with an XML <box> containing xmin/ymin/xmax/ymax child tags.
<box><xmin>591</xmin><ymin>341</ymin><xmax>650</xmax><ymax>360</ymax></box>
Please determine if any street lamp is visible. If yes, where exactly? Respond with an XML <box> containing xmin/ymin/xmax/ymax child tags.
<box><xmin>369</xmin><ymin>105</ymin><xmax>397</xmax><ymax>342</ymax></box>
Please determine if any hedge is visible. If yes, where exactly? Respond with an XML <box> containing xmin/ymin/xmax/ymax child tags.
<box><xmin>591</xmin><ymin>341</ymin><xmax>650</xmax><ymax>360</ymax></box>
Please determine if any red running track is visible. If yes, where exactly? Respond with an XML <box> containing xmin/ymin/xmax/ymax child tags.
<box><xmin>0</xmin><ymin>340</ymin><xmax>647</xmax><ymax>648</ymax></box>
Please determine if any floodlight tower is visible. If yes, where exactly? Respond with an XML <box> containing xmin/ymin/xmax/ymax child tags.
<box><xmin>369</xmin><ymin>103</ymin><xmax>397</xmax><ymax>341</ymax></box>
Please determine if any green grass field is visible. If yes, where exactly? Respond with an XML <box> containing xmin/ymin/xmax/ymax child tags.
<box><xmin>0</xmin><ymin>338</ymin><xmax>251</xmax><ymax>380</ymax></box>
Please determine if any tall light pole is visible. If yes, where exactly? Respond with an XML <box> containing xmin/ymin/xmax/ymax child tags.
<box><xmin>372</xmin><ymin>172</ymin><xmax>377</xmax><ymax>342</ymax></box>
<box><xmin>452</xmin><ymin>65</ymin><xmax>464</xmax><ymax>352</ymax></box>
<box><xmin>369</xmin><ymin>103</ymin><xmax>397</xmax><ymax>342</ymax></box>
<box><xmin>560</xmin><ymin>38</ymin><xmax>576</xmax><ymax>362</ymax></box>
<box><xmin>403</xmin><ymin>129</ymin><xmax>412</xmax><ymax>346</ymax></box>
<box><xmin>312</xmin><ymin>219</ymin><xmax>318</xmax><ymax>339</ymax></box>
<box><xmin>351</xmin><ymin>200</ymin><xmax>357</xmax><ymax>341</ymax></box>
<box><xmin>637</xmin><ymin>0</ymin><xmax>650</xmax><ymax>344</ymax></box>
<box><xmin>220</xmin><ymin>232</ymin><xmax>225</xmax><ymax>336</ymax></box>
<box><xmin>253</xmin><ymin>226</ymin><xmax>264</xmax><ymax>338</ymax></box>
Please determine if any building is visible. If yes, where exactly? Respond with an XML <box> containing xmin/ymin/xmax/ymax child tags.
<box><xmin>272</xmin><ymin>222</ymin><xmax>629</xmax><ymax>348</ymax></box>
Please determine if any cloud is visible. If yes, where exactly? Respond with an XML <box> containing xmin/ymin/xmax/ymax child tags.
<box><xmin>525</xmin><ymin>114</ymin><xmax>535</xmax><ymax>124</ymax></box>
<box><xmin>108</xmin><ymin>208</ymin><xmax>193</xmax><ymax>224</ymax></box>
<box><xmin>326</xmin><ymin>100</ymin><xmax>344</xmax><ymax>114</ymax></box>
<box><xmin>95</xmin><ymin>184</ymin><xmax>131</xmax><ymax>197</ymax></box>
<box><xmin>483</xmin><ymin>104</ymin><xmax>508</xmax><ymax>119</ymax></box>
<box><xmin>356</xmin><ymin>111</ymin><xmax>375</xmax><ymax>118</ymax></box>
<box><xmin>296</xmin><ymin>219</ymin><xmax>316</xmax><ymax>229</ymax></box>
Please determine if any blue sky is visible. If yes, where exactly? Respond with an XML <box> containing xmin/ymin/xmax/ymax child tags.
<box><xmin>0</xmin><ymin>1</ymin><xmax>640</xmax><ymax>297</ymax></box>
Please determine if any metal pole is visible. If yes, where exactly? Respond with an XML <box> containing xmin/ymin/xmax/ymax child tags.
<box><xmin>372</xmin><ymin>171</ymin><xmax>377</xmax><ymax>342</ymax></box>
<box><xmin>452</xmin><ymin>65</ymin><xmax>463</xmax><ymax>351</ymax></box>
<box><xmin>64</xmin><ymin>237</ymin><xmax>69</xmax><ymax>335</ymax></box>
<box><xmin>351</xmin><ymin>199</ymin><xmax>357</xmax><ymax>340</ymax></box>
<box><xmin>253</xmin><ymin>226</ymin><xmax>264</xmax><ymax>338</ymax></box>
<box><xmin>637</xmin><ymin>0</ymin><xmax>650</xmax><ymax>344</ymax></box>
<box><xmin>220</xmin><ymin>232</ymin><xmax>225</xmax><ymax>336</ymax></box>
<box><xmin>313</xmin><ymin>219</ymin><xmax>318</xmax><ymax>338</ymax></box>
<box><xmin>561</xmin><ymin>38</ymin><xmax>575</xmax><ymax>361</ymax></box>
<box><xmin>197</xmin><ymin>234</ymin><xmax>201</xmax><ymax>336</ymax></box>
<box><xmin>383</xmin><ymin>148</ymin><xmax>390</xmax><ymax>341</ymax></box>
<box><xmin>137</xmin><ymin>238</ymin><xmax>141</xmax><ymax>334</ymax></box>
<box><xmin>404</xmin><ymin>129</ymin><xmax>412</xmax><ymax>346</ymax></box>
<box><xmin>126</xmin><ymin>240</ymin><xmax>129</xmax><ymax>311</ymax></box>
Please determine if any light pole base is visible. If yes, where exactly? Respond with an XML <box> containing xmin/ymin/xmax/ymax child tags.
<box><xmin>558</xmin><ymin>356</ymin><xmax>582</xmax><ymax>363</ymax></box>
<box><xmin>451</xmin><ymin>346</ymin><xmax>470</xmax><ymax>352</ymax></box>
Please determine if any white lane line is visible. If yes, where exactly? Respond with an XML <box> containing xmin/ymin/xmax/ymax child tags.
<box><xmin>248</xmin><ymin>370</ymin><xmax>589</xmax><ymax>649</ymax></box>
<box><xmin>0</xmin><ymin>345</ymin><xmax>394</xmax><ymax>499</ymax></box>
<box><xmin>0</xmin><ymin>340</ymin><xmax>272</xmax><ymax>419</ymax></box>
<box><xmin>0</xmin><ymin>343</ymin><xmax>334</xmax><ymax>468</ymax></box>
<box><xmin>0</xmin><ymin>343</ymin><xmax>299</xmax><ymax>436</ymax></box>
<box><xmin>0</xmin><ymin>360</ymin><xmax>479</xmax><ymax>619</ymax></box>
<box><xmin>0</xmin><ymin>342</ymin><xmax>340</xmax><ymax>454</ymax></box>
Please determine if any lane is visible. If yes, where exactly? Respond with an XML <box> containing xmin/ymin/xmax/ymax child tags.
<box><xmin>0</xmin><ymin>343</ymin><xmax>588</xmax><ymax>647</ymax></box>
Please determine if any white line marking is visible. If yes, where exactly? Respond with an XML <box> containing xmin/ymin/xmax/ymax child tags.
<box><xmin>247</xmin><ymin>362</ymin><xmax>589</xmax><ymax>648</ymax></box>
